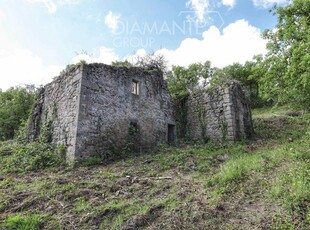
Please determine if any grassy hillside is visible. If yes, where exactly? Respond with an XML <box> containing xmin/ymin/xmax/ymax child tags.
<box><xmin>0</xmin><ymin>107</ymin><xmax>309</xmax><ymax>229</ymax></box>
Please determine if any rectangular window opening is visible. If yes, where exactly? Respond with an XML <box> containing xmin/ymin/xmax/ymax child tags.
<box><xmin>131</xmin><ymin>80</ymin><xmax>139</xmax><ymax>95</ymax></box>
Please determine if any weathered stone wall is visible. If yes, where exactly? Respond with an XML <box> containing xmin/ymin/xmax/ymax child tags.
<box><xmin>74</xmin><ymin>64</ymin><xmax>175</xmax><ymax>159</ymax></box>
<box><xmin>229</xmin><ymin>83</ymin><xmax>254</xmax><ymax>140</ymax></box>
<box><xmin>186</xmin><ymin>82</ymin><xmax>254</xmax><ymax>143</ymax></box>
<box><xmin>28</xmin><ymin>63</ymin><xmax>252</xmax><ymax>162</ymax></box>
<box><xmin>27</xmin><ymin>88</ymin><xmax>45</xmax><ymax>142</ymax></box>
<box><xmin>28</xmin><ymin>64</ymin><xmax>175</xmax><ymax>161</ymax></box>
<box><xmin>28</xmin><ymin>66</ymin><xmax>83</xmax><ymax>162</ymax></box>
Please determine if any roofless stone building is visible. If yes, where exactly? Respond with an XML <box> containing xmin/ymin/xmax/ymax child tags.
<box><xmin>186</xmin><ymin>82</ymin><xmax>254</xmax><ymax>143</ymax></box>
<box><xmin>27</xmin><ymin>63</ymin><xmax>253</xmax><ymax>162</ymax></box>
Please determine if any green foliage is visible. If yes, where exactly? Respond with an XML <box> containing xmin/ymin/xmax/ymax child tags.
<box><xmin>271</xmin><ymin>161</ymin><xmax>309</xmax><ymax>213</ymax></box>
<box><xmin>167</xmin><ymin>66</ymin><xmax>190</xmax><ymax>100</ymax></box>
<box><xmin>116</xmin><ymin>122</ymin><xmax>140</xmax><ymax>156</ymax></box>
<box><xmin>77</xmin><ymin>155</ymin><xmax>104</xmax><ymax>166</ymax></box>
<box><xmin>197</xmin><ymin>100</ymin><xmax>208</xmax><ymax>142</ymax></box>
<box><xmin>37</xmin><ymin>120</ymin><xmax>53</xmax><ymax>144</ymax></box>
<box><xmin>57</xmin><ymin>144</ymin><xmax>66</xmax><ymax>159</ymax></box>
<box><xmin>0</xmin><ymin>86</ymin><xmax>36</xmax><ymax>140</ymax></box>
<box><xmin>167</xmin><ymin>61</ymin><xmax>212</xmax><ymax>100</ymax></box>
<box><xmin>204</xmin><ymin>111</ymin><xmax>310</xmax><ymax>224</ymax></box>
<box><xmin>0</xmin><ymin>106</ymin><xmax>308</xmax><ymax>229</ymax></box>
<box><xmin>134</xmin><ymin>53</ymin><xmax>168</xmax><ymax>74</ymax></box>
<box><xmin>212</xmin><ymin>55</ymin><xmax>268</xmax><ymax>108</ymax></box>
<box><xmin>261</xmin><ymin>0</ymin><xmax>310</xmax><ymax>109</ymax></box>
<box><xmin>78</xmin><ymin>59</ymin><xmax>87</xmax><ymax>65</ymax></box>
<box><xmin>0</xmin><ymin>90</ymin><xmax>63</xmax><ymax>172</ymax></box>
<box><xmin>208</xmin><ymin>1</ymin><xmax>310</xmax><ymax>110</ymax></box>
<box><xmin>305</xmin><ymin>113</ymin><xmax>310</xmax><ymax>139</ymax></box>
<box><xmin>2</xmin><ymin>142</ymin><xmax>62</xmax><ymax>173</ymax></box>
<box><xmin>207</xmin><ymin>152</ymin><xmax>266</xmax><ymax>189</ymax></box>
<box><xmin>220</xmin><ymin>120</ymin><xmax>228</xmax><ymax>142</ymax></box>
<box><xmin>74</xmin><ymin>197</ymin><xmax>91</xmax><ymax>213</ymax></box>
<box><xmin>4</xmin><ymin>214</ymin><xmax>42</xmax><ymax>230</ymax></box>
<box><xmin>0</xmin><ymin>141</ymin><xmax>15</xmax><ymax>156</ymax></box>
<box><xmin>167</xmin><ymin>61</ymin><xmax>212</xmax><ymax>139</ymax></box>
<box><xmin>0</xmin><ymin>177</ymin><xmax>15</xmax><ymax>189</ymax></box>
<box><xmin>111</xmin><ymin>60</ymin><xmax>133</xmax><ymax>68</ymax></box>
<box><xmin>59</xmin><ymin>63</ymin><xmax>79</xmax><ymax>76</ymax></box>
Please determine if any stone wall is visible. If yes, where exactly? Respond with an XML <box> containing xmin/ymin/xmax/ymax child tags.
<box><xmin>28</xmin><ymin>63</ymin><xmax>175</xmax><ymax>162</ymax></box>
<box><xmin>186</xmin><ymin>82</ymin><xmax>254</xmax><ymax>143</ymax></box>
<box><xmin>75</xmin><ymin>64</ymin><xmax>175</xmax><ymax>159</ymax></box>
<box><xmin>27</xmin><ymin>63</ymin><xmax>253</xmax><ymax>162</ymax></box>
<box><xmin>229</xmin><ymin>83</ymin><xmax>254</xmax><ymax>140</ymax></box>
<box><xmin>43</xmin><ymin>66</ymin><xmax>83</xmax><ymax>161</ymax></box>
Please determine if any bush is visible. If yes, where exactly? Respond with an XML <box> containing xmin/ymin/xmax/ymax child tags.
<box><xmin>3</xmin><ymin>142</ymin><xmax>63</xmax><ymax>173</ymax></box>
<box><xmin>0</xmin><ymin>141</ymin><xmax>15</xmax><ymax>156</ymax></box>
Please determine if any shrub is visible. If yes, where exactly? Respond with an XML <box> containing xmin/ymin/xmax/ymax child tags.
<box><xmin>0</xmin><ymin>141</ymin><xmax>15</xmax><ymax>156</ymax></box>
<box><xmin>3</xmin><ymin>142</ymin><xmax>63</xmax><ymax>173</ymax></box>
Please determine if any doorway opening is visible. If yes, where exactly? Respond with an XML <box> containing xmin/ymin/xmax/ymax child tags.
<box><xmin>168</xmin><ymin>124</ymin><xmax>176</xmax><ymax>144</ymax></box>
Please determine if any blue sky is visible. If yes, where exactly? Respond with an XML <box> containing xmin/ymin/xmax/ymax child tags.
<box><xmin>0</xmin><ymin>0</ymin><xmax>286</xmax><ymax>90</ymax></box>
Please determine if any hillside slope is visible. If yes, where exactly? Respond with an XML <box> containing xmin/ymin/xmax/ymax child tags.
<box><xmin>0</xmin><ymin>107</ymin><xmax>309</xmax><ymax>229</ymax></box>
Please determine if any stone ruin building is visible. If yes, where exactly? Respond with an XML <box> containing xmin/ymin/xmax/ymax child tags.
<box><xmin>186</xmin><ymin>82</ymin><xmax>254</xmax><ymax>143</ymax></box>
<box><xmin>28</xmin><ymin>63</ymin><xmax>254</xmax><ymax>162</ymax></box>
<box><xmin>28</xmin><ymin>64</ymin><xmax>176</xmax><ymax>162</ymax></box>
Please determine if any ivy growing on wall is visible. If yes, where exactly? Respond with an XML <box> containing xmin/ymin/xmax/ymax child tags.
<box><xmin>197</xmin><ymin>100</ymin><xmax>208</xmax><ymax>143</ymax></box>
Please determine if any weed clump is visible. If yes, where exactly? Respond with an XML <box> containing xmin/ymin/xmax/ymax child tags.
<box><xmin>1</xmin><ymin>142</ymin><xmax>63</xmax><ymax>173</ymax></box>
<box><xmin>4</xmin><ymin>214</ymin><xmax>42</xmax><ymax>230</ymax></box>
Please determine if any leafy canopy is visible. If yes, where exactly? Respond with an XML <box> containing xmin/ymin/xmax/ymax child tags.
<box><xmin>0</xmin><ymin>86</ymin><xmax>36</xmax><ymax>140</ymax></box>
<box><xmin>167</xmin><ymin>61</ymin><xmax>212</xmax><ymax>100</ymax></box>
<box><xmin>261</xmin><ymin>0</ymin><xmax>310</xmax><ymax>109</ymax></box>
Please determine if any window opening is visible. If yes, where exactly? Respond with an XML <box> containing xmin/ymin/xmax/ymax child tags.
<box><xmin>131</xmin><ymin>80</ymin><xmax>139</xmax><ymax>95</ymax></box>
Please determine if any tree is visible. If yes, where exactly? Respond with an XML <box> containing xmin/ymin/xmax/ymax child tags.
<box><xmin>134</xmin><ymin>53</ymin><xmax>168</xmax><ymax>75</ymax></box>
<box><xmin>167</xmin><ymin>61</ymin><xmax>213</xmax><ymax>139</ymax></box>
<box><xmin>167</xmin><ymin>61</ymin><xmax>213</xmax><ymax>100</ymax></box>
<box><xmin>262</xmin><ymin>0</ymin><xmax>310</xmax><ymax>109</ymax></box>
<box><xmin>0</xmin><ymin>86</ymin><xmax>36</xmax><ymax>140</ymax></box>
<box><xmin>211</xmin><ymin>56</ymin><xmax>267</xmax><ymax>107</ymax></box>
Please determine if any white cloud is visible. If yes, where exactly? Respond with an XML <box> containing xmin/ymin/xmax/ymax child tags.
<box><xmin>0</xmin><ymin>46</ymin><xmax>117</xmax><ymax>91</ymax></box>
<box><xmin>186</xmin><ymin>0</ymin><xmax>210</xmax><ymax>23</ymax></box>
<box><xmin>252</xmin><ymin>0</ymin><xmax>286</xmax><ymax>8</ymax></box>
<box><xmin>125</xmin><ymin>49</ymin><xmax>148</xmax><ymax>64</ymax></box>
<box><xmin>0</xmin><ymin>19</ymin><xmax>266</xmax><ymax>91</ymax></box>
<box><xmin>26</xmin><ymin>0</ymin><xmax>80</xmax><ymax>14</ymax></box>
<box><xmin>72</xmin><ymin>46</ymin><xmax>118</xmax><ymax>65</ymax></box>
<box><xmin>27</xmin><ymin>0</ymin><xmax>57</xmax><ymax>13</ymax></box>
<box><xmin>186</xmin><ymin>0</ymin><xmax>236</xmax><ymax>24</ymax></box>
<box><xmin>222</xmin><ymin>0</ymin><xmax>236</xmax><ymax>7</ymax></box>
<box><xmin>0</xmin><ymin>9</ymin><xmax>4</xmax><ymax>21</ymax></box>
<box><xmin>104</xmin><ymin>11</ymin><xmax>121</xmax><ymax>32</ymax></box>
<box><xmin>127</xmin><ymin>20</ymin><xmax>267</xmax><ymax>69</ymax></box>
<box><xmin>0</xmin><ymin>49</ymin><xmax>63</xmax><ymax>91</ymax></box>
<box><xmin>60</xmin><ymin>0</ymin><xmax>80</xmax><ymax>5</ymax></box>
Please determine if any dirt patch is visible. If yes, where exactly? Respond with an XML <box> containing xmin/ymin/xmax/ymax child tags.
<box><xmin>121</xmin><ymin>204</ymin><xmax>164</xmax><ymax>230</ymax></box>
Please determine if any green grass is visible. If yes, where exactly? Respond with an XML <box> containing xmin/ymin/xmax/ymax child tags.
<box><xmin>252</xmin><ymin>105</ymin><xmax>302</xmax><ymax>119</ymax></box>
<box><xmin>271</xmin><ymin>161</ymin><xmax>309</xmax><ymax>208</ymax></box>
<box><xmin>4</xmin><ymin>214</ymin><xmax>42</xmax><ymax>230</ymax></box>
<box><xmin>0</xmin><ymin>107</ymin><xmax>309</xmax><ymax>229</ymax></box>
